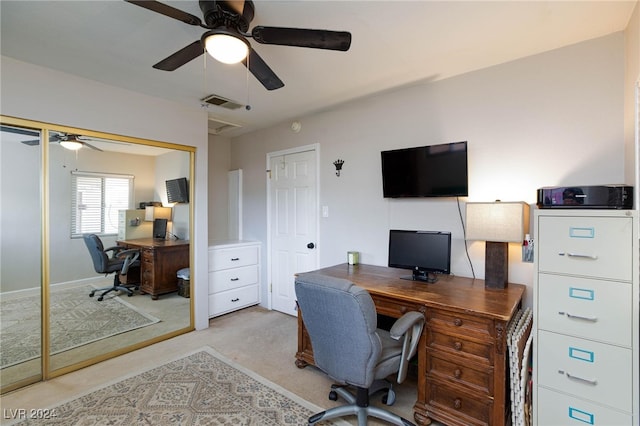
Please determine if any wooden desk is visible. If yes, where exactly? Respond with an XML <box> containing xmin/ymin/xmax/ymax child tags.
<box><xmin>295</xmin><ymin>263</ymin><xmax>525</xmax><ymax>426</ymax></box>
<box><xmin>117</xmin><ymin>238</ymin><xmax>189</xmax><ymax>300</ymax></box>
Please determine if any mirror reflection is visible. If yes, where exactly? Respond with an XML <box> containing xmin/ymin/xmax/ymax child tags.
<box><xmin>0</xmin><ymin>123</ymin><xmax>192</xmax><ymax>392</ymax></box>
<box><xmin>0</xmin><ymin>125</ymin><xmax>43</xmax><ymax>389</ymax></box>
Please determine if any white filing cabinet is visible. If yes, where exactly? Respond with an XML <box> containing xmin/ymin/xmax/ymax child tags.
<box><xmin>208</xmin><ymin>240</ymin><xmax>261</xmax><ymax>317</ymax></box>
<box><xmin>533</xmin><ymin>210</ymin><xmax>639</xmax><ymax>425</ymax></box>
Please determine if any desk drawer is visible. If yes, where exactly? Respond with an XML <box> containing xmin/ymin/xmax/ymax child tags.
<box><xmin>209</xmin><ymin>284</ymin><xmax>259</xmax><ymax>317</ymax></box>
<box><xmin>537</xmin><ymin>216</ymin><xmax>632</xmax><ymax>281</ymax></box>
<box><xmin>537</xmin><ymin>274</ymin><xmax>632</xmax><ymax>346</ymax></box>
<box><xmin>209</xmin><ymin>246</ymin><xmax>259</xmax><ymax>271</ymax></box>
<box><xmin>537</xmin><ymin>330</ymin><xmax>632</xmax><ymax>412</ymax></box>
<box><xmin>427</xmin><ymin>309</ymin><xmax>493</xmax><ymax>341</ymax></box>
<box><xmin>209</xmin><ymin>265</ymin><xmax>259</xmax><ymax>293</ymax></box>
<box><xmin>371</xmin><ymin>294</ymin><xmax>422</xmax><ymax>318</ymax></box>
<box><xmin>426</xmin><ymin>351</ymin><xmax>493</xmax><ymax>395</ymax></box>
<box><xmin>425</xmin><ymin>379</ymin><xmax>492</xmax><ymax>426</ymax></box>
<box><xmin>427</xmin><ymin>331</ymin><xmax>493</xmax><ymax>366</ymax></box>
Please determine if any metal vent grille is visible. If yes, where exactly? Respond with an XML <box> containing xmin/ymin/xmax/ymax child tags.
<box><xmin>201</xmin><ymin>94</ymin><xmax>243</xmax><ymax>110</ymax></box>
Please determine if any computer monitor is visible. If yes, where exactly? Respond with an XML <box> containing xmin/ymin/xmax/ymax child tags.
<box><xmin>388</xmin><ymin>229</ymin><xmax>451</xmax><ymax>282</ymax></box>
<box><xmin>152</xmin><ymin>219</ymin><xmax>167</xmax><ymax>240</ymax></box>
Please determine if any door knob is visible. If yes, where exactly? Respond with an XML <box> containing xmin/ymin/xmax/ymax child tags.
<box><xmin>307</xmin><ymin>242</ymin><xmax>315</xmax><ymax>249</ymax></box>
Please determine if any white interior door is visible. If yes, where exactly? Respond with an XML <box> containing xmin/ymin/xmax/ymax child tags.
<box><xmin>269</xmin><ymin>148</ymin><xmax>318</xmax><ymax>316</ymax></box>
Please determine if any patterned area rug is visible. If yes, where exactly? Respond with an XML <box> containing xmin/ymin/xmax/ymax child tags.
<box><xmin>8</xmin><ymin>347</ymin><xmax>336</xmax><ymax>425</ymax></box>
<box><xmin>0</xmin><ymin>286</ymin><xmax>160</xmax><ymax>368</ymax></box>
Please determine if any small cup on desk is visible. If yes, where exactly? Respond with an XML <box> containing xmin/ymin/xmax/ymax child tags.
<box><xmin>347</xmin><ymin>251</ymin><xmax>359</xmax><ymax>265</ymax></box>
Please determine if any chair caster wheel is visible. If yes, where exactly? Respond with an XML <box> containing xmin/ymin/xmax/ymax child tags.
<box><xmin>382</xmin><ymin>389</ymin><xmax>395</xmax><ymax>406</ymax></box>
<box><xmin>97</xmin><ymin>296</ymin><xmax>104</xmax><ymax>301</ymax></box>
<box><xmin>127</xmin><ymin>293</ymin><xmax>133</xmax><ymax>297</ymax></box>
<box><xmin>328</xmin><ymin>390</ymin><xmax>338</xmax><ymax>401</ymax></box>
<box><xmin>89</xmin><ymin>292</ymin><xmax>95</xmax><ymax>297</ymax></box>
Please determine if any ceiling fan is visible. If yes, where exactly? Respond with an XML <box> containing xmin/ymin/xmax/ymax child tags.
<box><xmin>125</xmin><ymin>0</ymin><xmax>352</xmax><ymax>90</ymax></box>
<box><xmin>22</xmin><ymin>133</ymin><xmax>104</xmax><ymax>152</ymax></box>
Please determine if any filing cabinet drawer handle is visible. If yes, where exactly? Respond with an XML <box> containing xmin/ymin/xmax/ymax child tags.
<box><xmin>230</xmin><ymin>278</ymin><xmax>240</xmax><ymax>281</ymax></box>
<box><xmin>558</xmin><ymin>252</ymin><xmax>598</xmax><ymax>260</ymax></box>
<box><xmin>454</xmin><ymin>342</ymin><xmax>462</xmax><ymax>351</ymax></box>
<box><xmin>561</xmin><ymin>370</ymin><xmax>598</xmax><ymax>385</ymax></box>
<box><xmin>231</xmin><ymin>298</ymin><xmax>240</xmax><ymax>302</ymax></box>
<box><xmin>231</xmin><ymin>257</ymin><xmax>240</xmax><ymax>261</ymax></box>
<box><xmin>453</xmin><ymin>398</ymin><xmax>462</xmax><ymax>409</ymax></box>
<box><xmin>453</xmin><ymin>318</ymin><xmax>463</xmax><ymax>326</ymax></box>
<box><xmin>453</xmin><ymin>369</ymin><xmax>462</xmax><ymax>379</ymax></box>
<box><xmin>559</xmin><ymin>311</ymin><xmax>598</xmax><ymax>322</ymax></box>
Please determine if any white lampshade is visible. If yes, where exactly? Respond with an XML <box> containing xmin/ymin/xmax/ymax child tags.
<box><xmin>204</xmin><ymin>32</ymin><xmax>249</xmax><ymax>64</ymax></box>
<box><xmin>145</xmin><ymin>206</ymin><xmax>172</xmax><ymax>222</ymax></box>
<box><xmin>465</xmin><ymin>201</ymin><xmax>530</xmax><ymax>243</ymax></box>
<box><xmin>60</xmin><ymin>140</ymin><xmax>82</xmax><ymax>150</ymax></box>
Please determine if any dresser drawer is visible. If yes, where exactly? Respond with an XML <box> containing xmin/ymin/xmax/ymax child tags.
<box><xmin>209</xmin><ymin>284</ymin><xmax>259</xmax><ymax>317</ymax></box>
<box><xmin>427</xmin><ymin>331</ymin><xmax>493</xmax><ymax>366</ymax></box>
<box><xmin>425</xmin><ymin>379</ymin><xmax>492</xmax><ymax>426</ymax></box>
<box><xmin>209</xmin><ymin>265</ymin><xmax>259</xmax><ymax>293</ymax></box>
<box><xmin>537</xmin><ymin>330</ymin><xmax>632</xmax><ymax>412</ymax></box>
<box><xmin>427</xmin><ymin>309</ymin><xmax>493</xmax><ymax>341</ymax></box>
<box><xmin>426</xmin><ymin>351</ymin><xmax>493</xmax><ymax>394</ymax></box>
<box><xmin>209</xmin><ymin>245</ymin><xmax>259</xmax><ymax>271</ymax></box>
<box><xmin>537</xmin><ymin>273</ymin><xmax>632</xmax><ymax>346</ymax></box>
<box><xmin>537</xmin><ymin>216</ymin><xmax>633</xmax><ymax>281</ymax></box>
<box><xmin>538</xmin><ymin>387</ymin><xmax>632</xmax><ymax>425</ymax></box>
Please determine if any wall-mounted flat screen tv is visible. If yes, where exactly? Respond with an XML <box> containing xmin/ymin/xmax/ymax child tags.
<box><xmin>381</xmin><ymin>141</ymin><xmax>468</xmax><ymax>198</ymax></box>
<box><xmin>166</xmin><ymin>177</ymin><xmax>189</xmax><ymax>203</ymax></box>
<box><xmin>388</xmin><ymin>229</ymin><xmax>452</xmax><ymax>282</ymax></box>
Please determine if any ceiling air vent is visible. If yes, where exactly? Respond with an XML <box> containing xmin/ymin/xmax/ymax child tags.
<box><xmin>208</xmin><ymin>116</ymin><xmax>242</xmax><ymax>135</ymax></box>
<box><xmin>201</xmin><ymin>94</ymin><xmax>244</xmax><ymax>110</ymax></box>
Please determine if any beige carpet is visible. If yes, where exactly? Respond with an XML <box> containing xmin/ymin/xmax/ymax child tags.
<box><xmin>0</xmin><ymin>285</ymin><xmax>160</xmax><ymax>368</ymax></box>
<box><xmin>5</xmin><ymin>346</ymin><xmax>338</xmax><ymax>426</ymax></box>
<box><xmin>1</xmin><ymin>306</ymin><xmax>422</xmax><ymax>426</ymax></box>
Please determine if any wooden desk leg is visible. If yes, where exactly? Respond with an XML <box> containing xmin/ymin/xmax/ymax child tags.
<box><xmin>414</xmin><ymin>412</ymin><xmax>432</xmax><ymax>425</ymax></box>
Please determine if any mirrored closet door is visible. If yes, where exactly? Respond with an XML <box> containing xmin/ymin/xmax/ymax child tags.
<box><xmin>0</xmin><ymin>118</ymin><xmax>194</xmax><ymax>393</ymax></box>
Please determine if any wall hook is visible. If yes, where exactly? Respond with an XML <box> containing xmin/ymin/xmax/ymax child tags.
<box><xmin>333</xmin><ymin>159</ymin><xmax>344</xmax><ymax>176</ymax></box>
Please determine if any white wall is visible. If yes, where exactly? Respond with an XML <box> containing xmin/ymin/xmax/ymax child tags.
<box><xmin>231</xmin><ymin>33</ymin><xmax>626</xmax><ymax>310</ymax></box>
<box><xmin>624</xmin><ymin>2</ymin><xmax>640</xmax><ymax>207</ymax></box>
<box><xmin>1</xmin><ymin>57</ymin><xmax>210</xmax><ymax>330</ymax></box>
<box><xmin>208</xmin><ymin>134</ymin><xmax>232</xmax><ymax>242</ymax></box>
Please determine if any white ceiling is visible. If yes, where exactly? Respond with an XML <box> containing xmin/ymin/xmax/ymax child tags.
<box><xmin>1</xmin><ymin>1</ymin><xmax>636</xmax><ymax>138</ymax></box>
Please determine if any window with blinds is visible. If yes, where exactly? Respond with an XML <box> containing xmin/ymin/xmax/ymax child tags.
<box><xmin>71</xmin><ymin>172</ymin><xmax>133</xmax><ymax>238</ymax></box>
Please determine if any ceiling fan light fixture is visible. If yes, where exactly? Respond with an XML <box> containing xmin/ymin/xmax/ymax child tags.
<box><xmin>203</xmin><ymin>30</ymin><xmax>249</xmax><ymax>64</ymax></box>
<box><xmin>60</xmin><ymin>140</ymin><xmax>83</xmax><ymax>150</ymax></box>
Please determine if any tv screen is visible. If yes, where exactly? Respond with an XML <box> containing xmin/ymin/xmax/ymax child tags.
<box><xmin>388</xmin><ymin>230</ymin><xmax>451</xmax><ymax>282</ymax></box>
<box><xmin>166</xmin><ymin>177</ymin><xmax>189</xmax><ymax>203</ymax></box>
<box><xmin>381</xmin><ymin>141</ymin><xmax>468</xmax><ymax>198</ymax></box>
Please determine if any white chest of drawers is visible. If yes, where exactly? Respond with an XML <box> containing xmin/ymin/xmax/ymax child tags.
<box><xmin>533</xmin><ymin>210</ymin><xmax>638</xmax><ymax>426</ymax></box>
<box><xmin>208</xmin><ymin>240</ymin><xmax>261</xmax><ymax>318</ymax></box>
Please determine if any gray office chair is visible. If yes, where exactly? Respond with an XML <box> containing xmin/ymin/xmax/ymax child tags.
<box><xmin>295</xmin><ymin>273</ymin><xmax>424</xmax><ymax>426</ymax></box>
<box><xmin>83</xmin><ymin>234</ymin><xmax>140</xmax><ymax>301</ymax></box>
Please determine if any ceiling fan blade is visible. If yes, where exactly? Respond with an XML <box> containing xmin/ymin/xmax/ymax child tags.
<box><xmin>251</xmin><ymin>27</ymin><xmax>351</xmax><ymax>51</ymax></box>
<box><xmin>125</xmin><ymin>0</ymin><xmax>203</xmax><ymax>27</ymax></box>
<box><xmin>1</xmin><ymin>125</ymin><xmax>40</xmax><ymax>138</ymax></box>
<box><xmin>153</xmin><ymin>40</ymin><xmax>205</xmax><ymax>71</ymax></box>
<box><xmin>21</xmin><ymin>139</ymin><xmax>40</xmax><ymax>146</ymax></box>
<box><xmin>83</xmin><ymin>142</ymin><xmax>104</xmax><ymax>152</ymax></box>
<box><xmin>243</xmin><ymin>48</ymin><xmax>284</xmax><ymax>91</ymax></box>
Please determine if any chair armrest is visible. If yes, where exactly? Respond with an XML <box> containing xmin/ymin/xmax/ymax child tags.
<box><xmin>390</xmin><ymin>311</ymin><xmax>424</xmax><ymax>340</ymax></box>
<box><xmin>115</xmin><ymin>249</ymin><xmax>140</xmax><ymax>274</ymax></box>
<box><xmin>390</xmin><ymin>311</ymin><xmax>425</xmax><ymax>384</ymax></box>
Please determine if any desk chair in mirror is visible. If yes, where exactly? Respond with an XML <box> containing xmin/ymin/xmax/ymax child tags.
<box><xmin>295</xmin><ymin>273</ymin><xmax>424</xmax><ymax>426</ymax></box>
<box><xmin>83</xmin><ymin>234</ymin><xmax>140</xmax><ymax>301</ymax></box>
